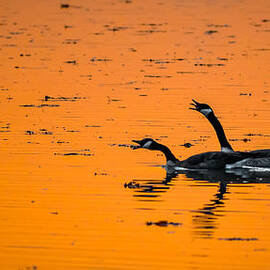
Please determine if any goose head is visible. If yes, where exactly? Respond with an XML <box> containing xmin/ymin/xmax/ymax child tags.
<box><xmin>190</xmin><ymin>99</ymin><xmax>214</xmax><ymax>116</ymax></box>
<box><xmin>132</xmin><ymin>138</ymin><xmax>160</xmax><ymax>150</ymax></box>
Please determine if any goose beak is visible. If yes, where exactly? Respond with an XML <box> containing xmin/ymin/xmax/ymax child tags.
<box><xmin>131</xmin><ymin>139</ymin><xmax>142</xmax><ymax>149</ymax></box>
<box><xmin>189</xmin><ymin>99</ymin><xmax>201</xmax><ymax>110</ymax></box>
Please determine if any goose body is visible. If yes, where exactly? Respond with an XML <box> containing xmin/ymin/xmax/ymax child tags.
<box><xmin>190</xmin><ymin>99</ymin><xmax>270</xmax><ymax>168</ymax></box>
<box><xmin>226</xmin><ymin>157</ymin><xmax>270</xmax><ymax>169</ymax></box>
<box><xmin>132</xmin><ymin>138</ymin><xmax>251</xmax><ymax>170</ymax></box>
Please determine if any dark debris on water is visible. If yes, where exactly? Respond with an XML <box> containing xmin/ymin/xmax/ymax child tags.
<box><xmin>142</xmin><ymin>58</ymin><xmax>185</xmax><ymax>64</ymax></box>
<box><xmin>0</xmin><ymin>123</ymin><xmax>10</xmax><ymax>132</ymax></box>
<box><xmin>180</xmin><ymin>142</ymin><xmax>193</xmax><ymax>148</ymax></box>
<box><xmin>194</xmin><ymin>63</ymin><xmax>224</xmax><ymax>67</ymax></box>
<box><xmin>109</xmin><ymin>143</ymin><xmax>135</xmax><ymax>148</ymax></box>
<box><xmin>205</xmin><ymin>30</ymin><xmax>219</xmax><ymax>35</ymax></box>
<box><xmin>94</xmin><ymin>172</ymin><xmax>108</xmax><ymax>176</ymax></box>
<box><xmin>44</xmin><ymin>95</ymin><xmax>86</xmax><ymax>102</ymax></box>
<box><xmin>60</xmin><ymin>4</ymin><xmax>81</xmax><ymax>9</ymax></box>
<box><xmin>207</xmin><ymin>24</ymin><xmax>231</xmax><ymax>28</ymax></box>
<box><xmin>245</xmin><ymin>133</ymin><xmax>270</xmax><ymax>137</ymax></box>
<box><xmin>218</xmin><ymin>237</ymin><xmax>258</xmax><ymax>241</ymax></box>
<box><xmin>90</xmin><ymin>57</ymin><xmax>112</xmax><ymax>62</ymax></box>
<box><xmin>0</xmin><ymin>87</ymin><xmax>9</xmax><ymax>91</ymax></box>
<box><xmin>25</xmin><ymin>130</ymin><xmax>35</xmax><ymax>135</ymax></box>
<box><xmin>54</xmin><ymin>149</ymin><xmax>93</xmax><ymax>156</ymax></box>
<box><xmin>54</xmin><ymin>152</ymin><xmax>93</xmax><ymax>156</ymax></box>
<box><xmin>104</xmin><ymin>25</ymin><xmax>129</xmax><ymax>32</ymax></box>
<box><xmin>63</xmin><ymin>39</ymin><xmax>80</xmax><ymax>44</ymax></box>
<box><xmin>61</xmin><ymin>4</ymin><xmax>70</xmax><ymax>8</ymax></box>
<box><xmin>229</xmin><ymin>138</ymin><xmax>250</xmax><ymax>143</ymax></box>
<box><xmin>85</xmin><ymin>125</ymin><xmax>102</xmax><ymax>128</ymax></box>
<box><xmin>25</xmin><ymin>129</ymin><xmax>53</xmax><ymax>135</ymax></box>
<box><xmin>20</xmin><ymin>104</ymin><xmax>60</xmax><ymax>108</ymax></box>
<box><xmin>239</xmin><ymin>92</ymin><xmax>252</xmax><ymax>96</ymax></box>
<box><xmin>64</xmin><ymin>60</ymin><xmax>77</xmax><ymax>65</ymax></box>
<box><xmin>146</xmin><ymin>220</ymin><xmax>182</xmax><ymax>227</ymax></box>
<box><xmin>144</xmin><ymin>75</ymin><xmax>171</xmax><ymax>78</ymax></box>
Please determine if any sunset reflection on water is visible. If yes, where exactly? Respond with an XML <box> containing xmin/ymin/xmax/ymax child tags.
<box><xmin>0</xmin><ymin>0</ymin><xmax>270</xmax><ymax>269</ymax></box>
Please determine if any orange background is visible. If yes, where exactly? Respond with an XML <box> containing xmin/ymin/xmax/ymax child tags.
<box><xmin>0</xmin><ymin>0</ymin><xmax>270</xmax><ymax>269</ymax></box>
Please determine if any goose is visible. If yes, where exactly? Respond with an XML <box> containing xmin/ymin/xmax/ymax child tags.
<box><xmin>190</xmin><ymin>99</ymin><xmax>270</xmax><ymax>168</ymax></box>
<box><xmin>132</xmin><ymin>138</ymin><xmax>252</xmax><ymax>170</ymax></box>
<box><xmin>190</xmin><ymin>99</ymin><xmax>233</xmax><ymax>153</ymax></box>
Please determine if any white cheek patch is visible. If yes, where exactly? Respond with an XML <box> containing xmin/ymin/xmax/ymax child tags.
<box><xmin>221</xmin><ymin>147</ymin><xmax>234</xmax><ymax>153</ymax></box>
<box><xmin>143</xmin><ymin>141</ymin><xmax>152</xmax><ymax>148</ymax></box>
<box><xmin>200</xmin><ymin>108</ymin><xmax>212</xmax><ymax>116</ymax></box>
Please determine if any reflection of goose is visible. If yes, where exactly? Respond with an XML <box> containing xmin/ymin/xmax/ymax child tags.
<box><xmin>132</xmin><ymin>138</ymin><xmax>251</xmax><ymax>169</ymax></box>
<box><xmin>124</xmin><ymin>170</ymin><xmax>179</xmax><ymax>202</ymax></box>
<box><xmin>192</xmin><ymin>182</ymin><xmax>228</xmax><ymax>239</ymax></box>
<box><xmin>190</xmin><ymin>99</ymin><xmax>270</xmax><ymax>168</ymax></box>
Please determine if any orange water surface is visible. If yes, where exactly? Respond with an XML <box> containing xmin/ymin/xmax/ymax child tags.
<box><xmin>0</xmin><ymin>0</ymin><xmax>270</xmax><ymax>269</ymax></box>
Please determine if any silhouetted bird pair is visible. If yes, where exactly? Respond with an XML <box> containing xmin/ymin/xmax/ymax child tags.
<box><xmin>132</xmin><ymin>100</ymin><xmax>270</xmax><ymax>170</ymax></box>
